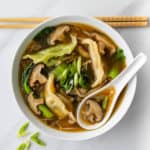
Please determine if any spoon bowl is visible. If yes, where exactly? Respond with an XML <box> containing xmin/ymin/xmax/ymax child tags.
<box><xmin>77</xmin><ymin>53</ymin><xmax>147</xmax><ymax>130</ymax></box>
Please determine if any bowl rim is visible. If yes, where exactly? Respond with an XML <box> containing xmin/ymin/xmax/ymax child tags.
<box><xmin>12</xmin><ymin>15</ymin><xmax>137</xmax><ymax>141</ymax></box>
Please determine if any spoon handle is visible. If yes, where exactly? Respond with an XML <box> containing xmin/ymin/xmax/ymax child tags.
<box><xmin>114</xmin><ymin>53</ymin><xmax>147</xmax><ymax>94</ymax></box>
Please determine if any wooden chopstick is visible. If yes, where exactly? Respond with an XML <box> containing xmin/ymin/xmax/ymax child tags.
<box><xmin>107</xmin><ymin>21</ymin><xmax>148</xmax><ymax>27</ymax></box>
<box><xmin>95</xmin><ymin>16</ymin><xmax>148</xmax><ymax>22</ymax></box>
<box><xmin>0</xmin><ymin>16</ymin><xmax>148</xmax><ymax>22</ymax></box>
<box><xmin>0</xmin><ymin>21</ymin><xmax>147</xmax><ymax>28</ymax></box>
<box><xmin>0</xmin><ymin>17</ymin><xmax>49</xmax><ymax>22</ymax></box>
<box><xmin>0</xmin><ymin>24</ymin><xmax>37</xmax><ymax>28</ymax></box>
<box><xmin>0</xmin><ymin>16</ymin><xmax>148</xmax><ymax>28</ymax></box>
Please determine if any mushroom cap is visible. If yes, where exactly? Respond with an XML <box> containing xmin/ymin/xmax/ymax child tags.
<box><xmin>29</xmin><ymin>63</ymin><xmax>47</xmax><ymax>88</ymax></box>
<box><xmin>48</xmin><ymin>25</ymin><xmax>70</xmax><ymax>45</ymax></box>
<box><xmin>27</xmin><ymin>92</ymin><xmax>44</xmax><ymax>115</ymax></box>
<box><xmin>82</xmin><ymin>99</ymin><xmax>103</xmax><ymax>123</ymax></box>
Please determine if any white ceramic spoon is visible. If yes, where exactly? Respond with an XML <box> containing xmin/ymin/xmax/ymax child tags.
<box><xmin>77</xmin><ymin>53</ymin><xmax>147</xmax><ymax>130</ymax></box>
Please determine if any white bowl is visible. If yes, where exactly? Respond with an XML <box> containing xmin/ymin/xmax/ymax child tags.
<box><xmin>12</xmin><ymin>16</ymin><xmax>137</xmax><ymax>141</ymax></box>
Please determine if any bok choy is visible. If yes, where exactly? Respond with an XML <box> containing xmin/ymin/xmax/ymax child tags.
<box><xmin>108</xmin><ymin>48</ymin><xmax>126</xmax><ymax>79</ymax></box>
<box><xmin>23</xmin><ymin>35</ymin><xmax>77</xmax><ymax>66</ymax></box>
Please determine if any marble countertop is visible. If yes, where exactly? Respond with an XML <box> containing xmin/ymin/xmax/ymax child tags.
<box><xmin>0</xmin><ymin>0</ymin><xmax>150</xmax><ymax>149</ymax></box>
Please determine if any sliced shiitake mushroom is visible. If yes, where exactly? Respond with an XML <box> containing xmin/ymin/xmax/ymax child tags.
<box><xmin>29</xmin><ymin>64</ymin><xmax>47</xmax><ymax>88</ymax></box>
<box><xmin>48</xmin><ymin>25</ymin><xmax>70</xmax><ymax>45</ymax></box>
<box><xmin>27</xmin><ymin>92</ymin><xmax>44</xmax><ymax>115</ymax></box>
<box><xmin>82</xmin><ymin>99</ymin><xmax>103</xmax><ymax>123</ymax></box>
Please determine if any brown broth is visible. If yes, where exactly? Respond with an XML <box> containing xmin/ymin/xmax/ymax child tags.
<box><xmin>19</xmin><ymin>23</ymin><xmax>127</xmax><ymax>132</ymax></box>
<box><xmin>43</xmin><ymin>86</ymin><xmax>127</xmax><ymax>132</ymax></box>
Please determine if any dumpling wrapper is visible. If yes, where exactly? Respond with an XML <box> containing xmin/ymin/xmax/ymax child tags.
<box><xmin>45</xmin><ymin>73</ymin><xmax>75</xmax><ymax>122</ymax></box>
<box><xmin>82</xmin><ymin>39</ymin><xmax>104</xmax><ymax>88</ymax></box>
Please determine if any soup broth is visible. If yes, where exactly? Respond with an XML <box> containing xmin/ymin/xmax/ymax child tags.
<box><xmin>19</xmin><ymin>23</ymin><xmax>127</xmax><ymax>131</ymax></box>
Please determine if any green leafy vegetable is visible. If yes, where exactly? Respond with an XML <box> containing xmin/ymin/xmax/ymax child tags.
<box><xmin>102</xmin><ymin>96</ymin><xmax>108</xmax><ymax>110</ymax></box>
<box><xmin>69</xmin><ymin>60</ymin><xmax>77</xmax><ymax>76</ymax></box>
<box><xmin>108</xmin><ymin>68</ymin><xmax>119</xmax><ymax>79</ymax></box>
<box><xmin>63</xmin><ymin>79</ymin><xmax>74</xmax><ymax>92</ymax></box>
<box><xmin>25</xmin><ymin>141</ymin><xmax>31</xmax><ymax>150</ymax></box>
<box><xmin>77</xmin><ymin>56</ymin><xmax>82</xmax><ymax>74</ymax></box>
<box><xmin>30</xmin><ymin>132</ymin><xmax>46</xmax><ymax>146</ymax></box>
<box><xmin>108</xmin><ymin>48</ymin><xmax>126</xmax><ymax>79</ymax></box>
<box><xmin>17</xmin><ymin>143</ymin><xmax>26</xmax><ymax>150</ymax></box>
<box><xmin>78</xmin><ymin>76</ymin><xmax>87</xmax><ymax>88</ymax></box>
<box><xmin>114</xmin><ymin>48</ymin><xmax>126</xmax><ymax>61</ymax></box>
<box><xmin>23</xmin><ymin>77</ymin><xmax>31</xmax><ymax>94</ymax></box>
<box><xmin>18</xmin><ymin>122</ymin><xmax>29</xmax><ymax>137</ymax></box>
<box><xmin>22</xmin><ymin>63</ymin><xmax>33</xmax><ymax>94</ymax></box>
<box><xmin>17</xmin><ymin>140</ymin><xmax>30</xmax><ymax>150</ymax></box>
<box><xmin>38</xmin><ymin>104</ymin><xmax>54</xmax><ymax>119</ymax></box>
<box><xmin>74</xmin><ymin>73</ymin><xmax>78</xmax><ymax>87</ymax></box>
<box><xmin>60</xmin><ymin>69</ymin><xmax>68</xmax><ymax>82</ymax></box>
<box><xmin>53</xmin><ymin>63</ymin><xmax>74</xmax><ymax>91</ymax></box>
<box><xmin>33</xmin><ymin>27</ymin><xmax>55</xmax><ymax>47</ymax></box>
<box><xmin>78</xmin><ymin>70</ymin><xmax>90</xmax><ymax>89</ymax></box>
<box><xmin>53</xmin><ymin>64</ymin><xmax>68</xmax><ymax>81</ymax></box>
<box><xmin>34</xmin><ymin>27</ymin><xmax>55</xmax><ymax>41</ymax></box>
<box><xmin>23</xmin><ymin>35</ymin><xmax>77</xmax><ymax>66</ymax></box>
<box><xmin>46</xmin><ymin>58</ymin><xmax>62</xmax><ymax>67</ymax></box>
<box><xmin>53</xmin><ymin>56</ymin><xmax>89</xmax><ymax>91</ymax></box>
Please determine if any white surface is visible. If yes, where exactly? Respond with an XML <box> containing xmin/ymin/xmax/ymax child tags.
<box><xmin>0</xmin><ymin>0</ymin><xmax>149</xmax><ymax>149</ymax></box>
